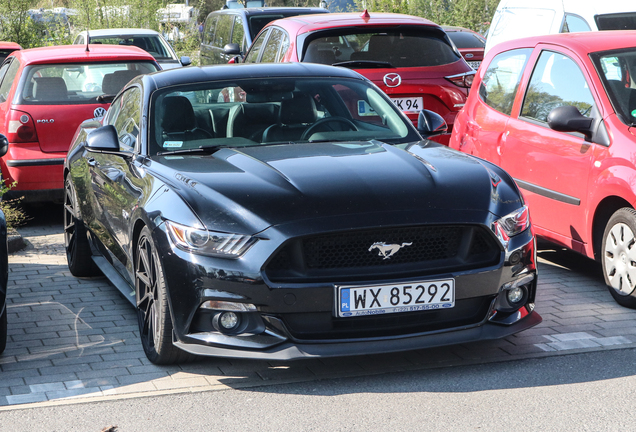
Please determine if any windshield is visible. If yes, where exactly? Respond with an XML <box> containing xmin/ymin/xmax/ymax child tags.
<box><xmin>89</xmin><ymin>35</ymin><xmax>176</xmax><ymax>60</ymax></box>
<box><xmin>18</xmin><ymin>62</ymin><xmax>159</xmax><ymax>104</ymax></box>
<box><xmin>302</xmin><ymin>29</ymin><xmax>460</xmax><ymax>68</ymax></box>
<box><xmin>149</xmin><ymin>77</ymin><xmax>420</xmax><ymax>156</ymax></box>
<box><xmin>592</xmin><ymin>48</ymin><xmax>636</xmax><ymax>124</ymax></box>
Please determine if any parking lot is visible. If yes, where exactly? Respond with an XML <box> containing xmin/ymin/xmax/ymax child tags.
<box><xmin>3</xmin><ymin>204</ymin><xmax>636</xmax><ymax>410</ymax></box>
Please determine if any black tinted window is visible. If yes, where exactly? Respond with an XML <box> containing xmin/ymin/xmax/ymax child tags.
<box><xmin>447</xmin><ymin>32</ymin><xmax>485</xmax><ymax>49</ymax></box>
<box><xmin>303</xmin><ymin>29</ymin><xmax>460</xmax><ymax>68</ymax></box>
<box><xmin>596</xmin><ymin>13</ymin><xmax>636</xmax><ymax>30</ymax></box>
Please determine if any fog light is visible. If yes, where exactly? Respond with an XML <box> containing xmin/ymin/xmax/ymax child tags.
<box><xmin>219</xmin><ymin>311</ymin><xmax>239</xmax><ymax>330</ymax></box>
<box><xmin>507</xmin><ymin>287</ymin><xmax>524</xmax><ymax>304</ymax></box>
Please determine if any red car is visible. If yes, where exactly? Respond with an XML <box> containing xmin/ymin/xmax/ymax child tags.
<box><xmin>0</xmin><ymin>45</ymin><xmax>159</xmax><ymax>202</ymax></box>
<box><xmin>0</xmin><ymin>42</ymin><xmax>20</xmax><ymax>63</ymax></box>
<box><xmin>442</xmin><ymin>26</ymin><xmax>485</xmax><ymax>70</ymax></box>
<box><xmin>239</xmin><ymin>11</ymin><xmax>474</xmax><ymax>144</ymax></box>
<box><xmin>449</xmin><ymin>31</ymin><xmax>636</xmax><ymax>308</ymax></box>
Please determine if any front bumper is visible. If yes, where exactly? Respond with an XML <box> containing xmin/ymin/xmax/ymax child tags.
<box><xmin>155</xmin><ymin>214</ymin><xmax>540</xmax><ymax>360</ymax></box>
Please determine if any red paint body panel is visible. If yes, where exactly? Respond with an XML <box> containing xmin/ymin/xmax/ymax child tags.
<box><xmin>450</xmin><ymin>31</ymin><xmax>636</xmax><ymax>260</ymax></box>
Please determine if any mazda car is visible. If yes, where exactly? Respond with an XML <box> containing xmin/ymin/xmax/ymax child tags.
<box><xmin>64</xmin><ymin>62</ymin><xmax>540</xmax><ymax>364</ymax></box>
<box><xmin>238</xmin><ymin>11</ymin><xmax>475</xmax><ymax>145</ymax></box>
<box><xmin>0</xmin><ymin>44</ymin><xmax>160</xmax><ymax>202</ymax></box>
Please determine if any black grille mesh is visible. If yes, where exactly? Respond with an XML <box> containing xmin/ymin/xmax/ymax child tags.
<box><xmin>265</xmin><ymin>225</ymin><xmax>501</xmax><ymax>282</ymax></box>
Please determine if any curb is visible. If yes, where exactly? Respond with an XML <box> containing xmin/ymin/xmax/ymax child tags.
<box><xmin>7</xmin><ymin>228</ymin><xmax>26</xmax><ymax>253</ymax></box>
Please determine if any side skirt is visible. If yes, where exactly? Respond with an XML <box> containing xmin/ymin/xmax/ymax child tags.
<box><xmin>92</xmin><ymin>255</ymin><xmax>136</xmax><ymax>305</ymax></box>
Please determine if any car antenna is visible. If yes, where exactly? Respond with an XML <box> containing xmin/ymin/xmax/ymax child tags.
<box><xmin>86</xmin><ymin>29</ymin><xmax>90</xmax><ymax>52</ymax></box>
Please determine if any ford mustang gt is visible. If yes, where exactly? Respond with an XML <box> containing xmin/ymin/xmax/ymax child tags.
<box><xmin>64</xmin><ymin>62</ymin><xmax>540</xmax><ymax>364</ymax></box>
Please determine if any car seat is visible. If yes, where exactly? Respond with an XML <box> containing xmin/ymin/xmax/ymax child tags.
<box><xmin>261</xmin><ymin>93</ymin><xmax>317</xmax><ymax>143</ymax></box>
<box><xmin>32</xmin><ymin>77</ymin><xmax>68</xmax><ymax>101</ymax></box>
<box><xmin>161</xmin><ymin>96</ymin><xmax>213</xmax><ymax>145</ymax></box>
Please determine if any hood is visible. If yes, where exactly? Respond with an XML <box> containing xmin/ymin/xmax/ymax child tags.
<box><xmin>150</xmin><ymin>141</ymin><xmax>522</xmax><ymax>234</ymax></box>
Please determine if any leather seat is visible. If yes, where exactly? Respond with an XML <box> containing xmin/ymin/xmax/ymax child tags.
<box><xmin>161</xmin><ymin>96</ymin><xmax>213</xmax><ymax>144</ymax></box>
<box><xmin>261</xmin><ymin>94</ymin><xmax>317</xmax><ymax>143</ymax></box>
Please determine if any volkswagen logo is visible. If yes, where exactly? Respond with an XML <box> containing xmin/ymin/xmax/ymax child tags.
<box><xmin>383</xmin><ymin>73</ymin><xmax>402</xmax><ymax>88</ymax></box>
<box><xmin>94</xmin><ymin>107</ymin><xmax>107</xmax><ymax>118</ymax></box>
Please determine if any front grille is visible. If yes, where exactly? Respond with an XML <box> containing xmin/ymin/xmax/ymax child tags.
<box><xmin>276</xmin><ymin>296</ymin><xmax>494</xmax><ymax>341</ymax></box>
<box><xmin>265</xmin><ymin>225</ymin><xmax>501</xmax><ymax>283</ymax></box>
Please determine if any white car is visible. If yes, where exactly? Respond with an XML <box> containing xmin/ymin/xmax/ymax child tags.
<box><xmin>485</xmin><ymin>0</ymin><xmax>636</xmax><ymax>54</ymax></box>
<box><xmin>73</xmin><ymin>28</ymin><xmax>191</xmax><ymax>70</ymax></box>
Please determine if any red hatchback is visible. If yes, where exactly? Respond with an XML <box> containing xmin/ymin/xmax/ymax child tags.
<box><xmin>0</xmin><ymin>44</ymin><xmax>159</xmax><ymax>202</ymax></box>
<box><xmin>241</xmin><ymin>11</ymin><xmax>475</xmax><ymax>144</ymax></box>
<box><xmin>450</xmin><ymin>31</ymin><xmax>636</xmax><ymax>308</ymax></box>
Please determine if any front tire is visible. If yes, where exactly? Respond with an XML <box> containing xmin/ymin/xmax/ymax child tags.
<box><xmin>64</xmin><ymin>177</ymin><xmax>100</xmax><ymax>277</ymax></box>
<box><xmin>602</xmin><ymin>208</ymin><xmax>636</xmax><ymax>308</ymax></box>
<box><xmin>135</xmin><ymin>226</ymin><xmax>193</xmax><ymax>364</ymax></box>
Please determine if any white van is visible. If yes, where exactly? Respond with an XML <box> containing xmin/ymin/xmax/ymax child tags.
<box><xmin>485</xmin><ymin>0</ymin><xmax>636</xmax><ymax>54</ymax></box>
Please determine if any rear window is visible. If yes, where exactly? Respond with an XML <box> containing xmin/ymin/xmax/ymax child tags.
<box><xmin>0</xmin><ymin>49</ymin><xmax>17</xmax><ymax>63</ymax></box>
<box><xmin>248</xmin><ymin>11</ymin><xmax>323</xmax><ymax>38</ymax></box>
<box><xmin>17</xmin><ymin>62</ymin><xmax>158</xmax><ymax>105</ymax></box>
<box><xmin>595</xmin><ymin>13</ymin><xmax>636</xmax><ymax>30</ymax></box>
<box><xmin>303</xmin><ymin>29</ymin><xmax>460</xmax><ymax>68</ymax></box>
<box><xmin>446</xmin><ymin>32</ymin><xmax>485</xmax><ymax>49</ymax></box>
<box><xmin>89</xmin><ymin>35</ymin><xmax>174</xmax><ymax>60</ymax></box>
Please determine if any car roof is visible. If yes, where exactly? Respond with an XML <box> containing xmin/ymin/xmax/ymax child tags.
<box><xmin>209</xmin><ymin>7</ymin><xmax>328</xmax><ymax>17</ymax></box>
<box><xmin>491</xmin><ymin>30</ymin><xmax>636</xmax><ymax>55</ymax></box>
<box><xmin>12</xmin><ymin>44</ymin><xmax>157</xmax><ymax>65</ymax></box>
<box><xmin>269</xmin><ymin>11</ymin><xmax>439</xmax><ymax>34</ymax></box>
<box><xmin>144</xmin><ymin>62</ymin><xmax>367</xmax><ymax>89</ymax></box>
<box><xmin>0</xmin><ymin>41</ymin><xmax>21</xmax><ymax>50</ymax></box>
<box><xmin>78</xmin><ymin>28</ymin><xmax>162</xmax><ymax>37</ymax></box>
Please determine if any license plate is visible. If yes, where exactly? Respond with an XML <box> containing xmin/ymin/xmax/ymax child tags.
<box><xmin>336</xmin><ymin>279</ymin><xmax>455</xmax><ymax>317</ymax></box>
<box><xmin>467</xmin><ymin>61</ymin><xmax>482</xmax><ymax>70</ymax></box>
<box><xmin>390</xmin><ymin>97</ymin><xmax>424</xmax><ymax>112</ymax></box>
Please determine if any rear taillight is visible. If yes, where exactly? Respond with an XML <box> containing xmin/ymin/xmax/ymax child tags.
<box><xmin>445</xmin><ymin>72</ymin><xmax>475</xmax><ymax>88</ymax></box>
<box><xmin>7</xmin><ymin>109</ymin><xmax>38</xmax><ymax>143</ymax></box>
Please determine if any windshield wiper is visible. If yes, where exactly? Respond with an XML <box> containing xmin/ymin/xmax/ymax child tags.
<box><xmin>332</xmin><ymin>60</ymin><xmax>394</xmax><ymax>69</ymax></box>
<box><xmin>157</xmin><ymin>145</ymin><xmax>228</xmax><ymax>156</ymax></box>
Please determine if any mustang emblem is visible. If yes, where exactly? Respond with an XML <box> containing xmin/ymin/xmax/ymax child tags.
<box><xmin>368</xmin><ymin>242</ymin><xmax>413</xmax><ymax>260</ymax></box>
<box><xmin>383</xmin><ymin>73</ymin><xmax>402</xmax><ymax>88</ymax></box>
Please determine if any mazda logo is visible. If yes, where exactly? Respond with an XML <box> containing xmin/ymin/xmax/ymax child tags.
<box><xmin>383</xmin><ymin>73</ymin><xmax>401</xmax><ymax>88</ymax></box>
<box><xmin>94</xmin><ymin>107</ymin><xmax>107</xmax><ymax>118</ymax></box>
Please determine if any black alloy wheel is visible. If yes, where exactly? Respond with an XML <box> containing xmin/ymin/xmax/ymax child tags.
<box><xmin>602</xmin><ymin>207</ymin><xmax>636</xmax><ymax>308</ymax></box>
<box><xmin>64</xmin><ymin>177</ymin><xmax>100</xmax><ymax>277</ymax></box>
<box><xmin>135</xmin><ymin>226</ymin><xmax>194</xmax><ymax>364</ymax></box>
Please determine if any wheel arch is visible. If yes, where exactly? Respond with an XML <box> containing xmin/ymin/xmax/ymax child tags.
<box><xmin>592</xmin><ymin>196</ymin><xmax>633</xmax><ymax>261</ymax></box>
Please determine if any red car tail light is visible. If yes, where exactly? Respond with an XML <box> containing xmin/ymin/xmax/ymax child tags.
<box><xmin>7</xmin><ymin>109</ymin><xmax>38</xmax><ymax>143</ymax></box>
<box><xmin>445</xmin><ymin>72</ymin><xmax>475</xmax><ymax>88</ymax></box>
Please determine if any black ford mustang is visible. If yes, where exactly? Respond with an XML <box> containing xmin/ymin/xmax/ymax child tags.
<box><xmin>64</xmin><ymin>63</ymin><xmax>541</xmax><ymax>364</ymax></box>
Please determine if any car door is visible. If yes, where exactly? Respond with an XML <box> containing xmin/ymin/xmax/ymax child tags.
<box><xmin>499</xmin><ymin>48</ymin><xmax>599</xmax><ymax>251</ymax></box>
<box><xmin>461</xmin><ymin>48</ymin><xmax>532</xmax><ymax>165</ymax></box>
<box><xmin>89</xmin><ymin>87</ymin><xmax>146</xmax><ymax>282</ymax></box>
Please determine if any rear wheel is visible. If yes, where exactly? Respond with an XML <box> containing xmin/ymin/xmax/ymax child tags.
<box><xmin>136</xmin><ymin>226</ymin><xmax>194</xmax><ymax>364</ymax></box>
<box><xmin>602</xmin><ymin>208</ymin><xmax>636</xmax><ymax>308</ymax></box>
<box><xmin>64</xmin><ymin>177</ymin><xmax>100</xmax><ymax>277</ymax></box>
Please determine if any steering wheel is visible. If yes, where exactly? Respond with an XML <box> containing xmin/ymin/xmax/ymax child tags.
<box><xmin>301</xmin><ymin>117</ymin><xmax>358</xmax><ymax>141</ymax></box>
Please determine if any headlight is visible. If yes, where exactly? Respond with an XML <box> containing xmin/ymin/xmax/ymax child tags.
<box><xmin>492</xmin><ymin>205</ymin><xmax>530</xmax><ymax>247</ymax></box>
<box><xmin>165</xmin><ymin>220</ymin><xmax>257</xmax><ymax>258</ymax></box>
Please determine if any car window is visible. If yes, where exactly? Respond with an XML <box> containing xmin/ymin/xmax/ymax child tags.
<box><xmin>446</xmin><ymin>32</ymin><xmax>485</xmax><ymax>49</ymax></box>
<box><xmin>204</xmin><ymin>15</ymin><xmax>218</xmax><ymax>45</ymax></box>
<box><xmin>231</xmin><ymin>15</ymin><xmax>246</xmax><ymax>51</ymax></box>
<box><xmin>112</xmin><ymin>87</ymin><xmax>142</xmax><ymax>151</ymax></box>
<box><xmin>303</xmin><ymin>29</ymin><xmax>460</xmax><ymax>67</ymax></box>
<box><xmin>561</xmin><ymin>14</ymin><xmax>591</xmax><ymax>33</ymax></box>
<box><xmin>595</xmin><ymin>12</ymin><xmax>636</xmax><ymax>31</ymax></box>
<box><xmin>521</xmin><ymin>51</ymin><xmax>596</xmax><ymax>123</ymax></box>
<box><xmin>89</xmin><ymin>35</ymin><xmax>174</xmax><ymax>60</ymax></box>
<box><xmin>18</xmin><ymin>62</ymin><xmax>158</xmax><ymax>105</ymax></box>
<box><xmin>244</xmin><ymin>29</ymin><xmax>268</xmax><ymax>63</ymax></box>
<box><xmin>478</xmin><ymin>48</ymin><xmax>531</xmax><ymax>116</ymax></box>
<box><xmin>214</xmin><ymin>14</ymin><xmax>233</xmax><ymax>48</ymax></box>
<box><xmin>0</xmin><ymin>59</ymin><xmax>19</xmax><ymax>103</ymax></box>
<box><xmin>277</xmin><ymin>32</ymin><xmax>290</xmax><ymax>62</ymax></box>
<box><xmin>592</xmin><ymin>48</ymin><xmax>636</xmax><ymax>124</ymax></box>
<box><xmin>260</xmin><ymin>28</ymin><xmax>285</xmax><ymax>63</ymax></box>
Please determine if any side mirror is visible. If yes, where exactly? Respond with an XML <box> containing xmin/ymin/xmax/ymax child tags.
<box><xmin>223</xmin><ymin>43</ymin><xmax>241</xmax><ymax>56</ymax></box>
<box><xmin>417</xmin><ymin>109</ymin><xmax>448</xmax><ymax>138</ymax></box>
<box><xmin>180</xmin><ymin>56</ymin><xmax>191</xmax><ymax>66</ymax></box>
<box><xmin>0</xmin><ymin>134</ymin><xmax>8</xmax><ymax>158</ymax></box>
<box><xmin>547</xmin><ymin>105</ymin><xmax>593</xmax><ymax>138</ymax></box>
<box><xmin>86</xmin><ymin>125</ymin><xmax>119</xmax><ymax>152</ymax></box>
